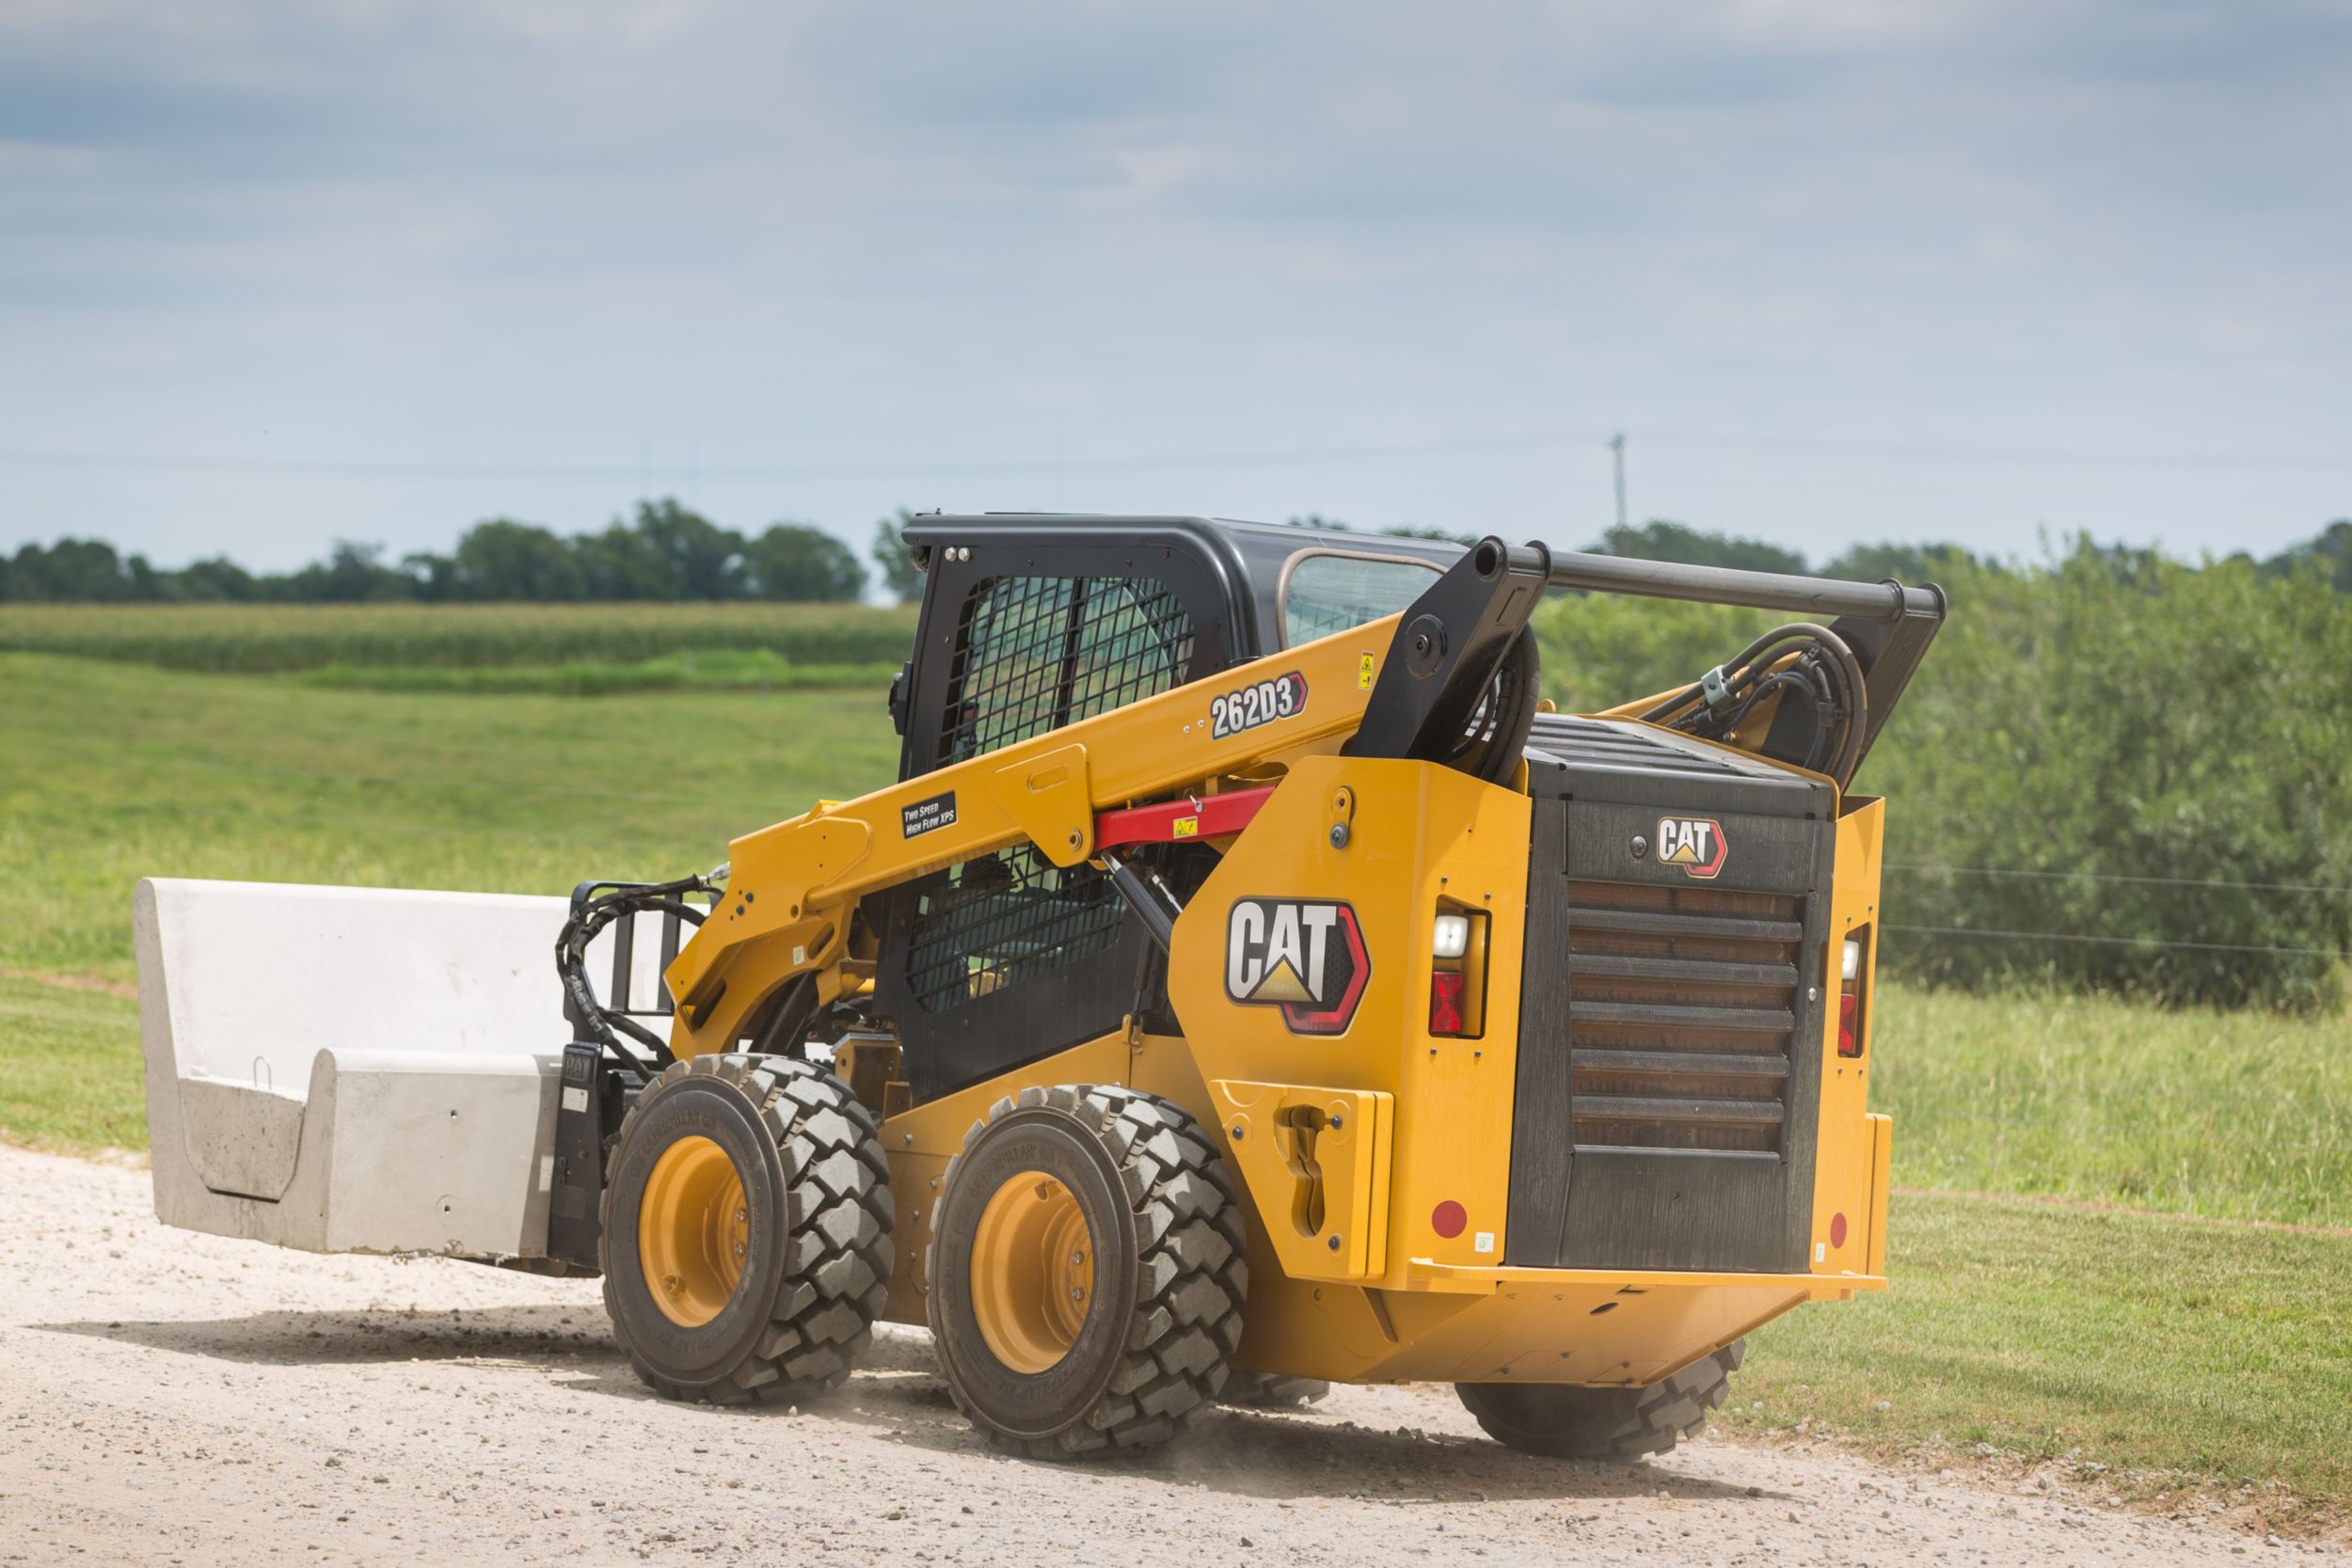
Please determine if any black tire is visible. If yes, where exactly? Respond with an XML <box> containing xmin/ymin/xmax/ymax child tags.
<box><xmin>1455</xmin><ymin>1340</ymin><xmax>1744</xmax><ymax>1461</ymax></box>
<box><xmin>927</xmin><ymin>1085</ymin><xmax>1247</xmax><ymax>1459</ymax></box>
<box><xmin>1221</xmin><ymin>1372</ymin><xmax>1331</xmax><ymax>1409</ymax></box>
<box><xmin>600</xmin><ymin>1053</ymin><xmax>893</xmax><ymax>1404</ymax></box>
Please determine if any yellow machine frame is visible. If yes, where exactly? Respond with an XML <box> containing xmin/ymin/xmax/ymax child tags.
<box><xmin>660</xmin><ymin>611</ymin><xmax>1890</xmax><ymax>1389</ymax></box>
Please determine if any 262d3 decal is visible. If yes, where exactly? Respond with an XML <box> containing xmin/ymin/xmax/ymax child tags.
<box><xmin>1209</xmin><ymin>672</ymin><xmax>1307</xmax><ymax>739</ymax></box>
<box><xmin>1225</xmin><ymin>898</ymin><xmax>1369</xmax><ymax>1035</ymax></box>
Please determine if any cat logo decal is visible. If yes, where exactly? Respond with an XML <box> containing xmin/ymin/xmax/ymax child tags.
<box><xmin>1656</xmin><ymin>816</ymin><xmax>1729</xmax><ymax>879</ymax></box>
<box><xmin>1225</xmin><ymin>898</ymin><xmax>1370</xmax><ymax>1035</ymax></box>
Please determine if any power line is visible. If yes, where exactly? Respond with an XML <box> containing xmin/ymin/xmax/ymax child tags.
<box><xmin>1651</xmin><ymin>428</ymin><xmax>2352</xmax><ymax>475</ymax></box>
<box><xmin>1884</xmin><ymin>924</ymin><xmax>2349</xmax><ymax>961</ymax></box>
<box><xmin>3</xmin><ymin>421</ymin><xmax>2347</xmax><ymax>485</ymax></box>
<box><xmin>1887</xmin><ymin>863</ymin><xmax>2352</xmax><ymax>897</ymax></box>
<box><xmin>0</xmin><ymin>429</ymin><xmax>1606</xmax><ymax>484</ymax></box>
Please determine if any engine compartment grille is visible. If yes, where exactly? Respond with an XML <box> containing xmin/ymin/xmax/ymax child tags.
<box><xmin>1565</xmin><ymin>879</ymin><xmax>1806</xmax><ymax>1156</ymax></box>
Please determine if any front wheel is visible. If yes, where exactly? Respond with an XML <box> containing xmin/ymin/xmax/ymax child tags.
<box><xmin>599</xmin><ymin>1053</ymin><xmax>893</xmax><ymax>1405</ymax></box>
<box><xmin>1455</xmin><ymin>1341</ymin><xmax>1743</xmax><ymax>1461</ymax></box>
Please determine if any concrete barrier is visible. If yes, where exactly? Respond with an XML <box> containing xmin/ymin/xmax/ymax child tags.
<box><xmin>134</xmin><ymin>878</ymin><xmax>615</xmax><ymax>1261</ymax></box>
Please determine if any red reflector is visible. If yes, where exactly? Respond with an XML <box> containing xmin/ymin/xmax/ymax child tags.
<box><xmin>1432</xmin><ymin>1200</ymin><xmax>1467</xmax><ymax>1239</ymax></box>
<box><xmin>1836</xmin><ymin>990</ymin><xmax>1860</xmax><ymax>1058</ymax></box>
<box><xmin>1429</xmin><ymin>971</ymin><xmax>1467</xmax><ymax>1036</ymax></box>
<box><xmin>1830</xmin><ymin>1212</ymin><xmax>1849</xmax><ymax>1248</ymax></box>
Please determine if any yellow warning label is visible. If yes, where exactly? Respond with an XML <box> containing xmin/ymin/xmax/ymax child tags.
<box><xmin>1173</xmin><ymin>816</ymin><xmax>1199</xmax><ymax>838</ymax></box>
<box><xmin>1358</xmin><ymin>652</ymin><xmax>1376</xmax><ymax>689</ymax></box>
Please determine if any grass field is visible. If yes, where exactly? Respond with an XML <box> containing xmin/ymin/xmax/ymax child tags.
<box><xmin>2</xmin><ymin>621</ymin><xmax>2347</xmax><ymax>1523</ymax></box>
<box><xmin>1874</xmin><ymin>986</ymin><xmax>2350</xmax><ymax>1227</ymax></box>
<box><xmin>300</xmin><ymin>647</ymin><xmax>900</xmax><ymax>695</ymax></box>
<box><xmin>0</xmin><ymin>600</ymin><xmax>917</xmax><ymax>672</ymax></box>
<box><xmin>0</xmin><ymin>650</ymin><xmax>899</xmax><ymax>984</ymax></box>
<box><xmin>1719</xmin><ymin>1191</ymin><xmax>2352</xmax><ymax>1517</ymax></box>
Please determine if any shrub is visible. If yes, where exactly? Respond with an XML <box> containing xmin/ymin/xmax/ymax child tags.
<box><xmin>1532</xmin><ymin>546</ymin><xmax>2352</xmax><ymax>1009</ymax></box>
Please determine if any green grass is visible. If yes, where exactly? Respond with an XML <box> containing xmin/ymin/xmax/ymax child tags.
<box><xmin>1724</xmin><ymin>1190</ymin><xmax>2352</xmax><ymax>1521</ymax></box>
<box><xmin>299</xmin><ymin>648</ymin><xmax>901</xmax><ymax>696</ymax></box>
<box><xmin>2</xmin><ymin>626</ymin><xmax>2348</xmax><ymax>1516</ymax></box>
<box><xmin>0</xmin><ymin>651</ymin><xmax>898</xmax><ymax>984</ymax></box>
<box><xmin>0</xmin><ymin>600</ymin><xmax>917</xmax><ymax>672</ymax></box>
<box><xmin>0</xmin><ymin>976</ymin><xmax>144</xmax><ymax>1151</ymax></box>
<box><xmin>1873</xmin><ymin>986</ymin><xmax>2351</xmax><ymax>1227</ymax></box>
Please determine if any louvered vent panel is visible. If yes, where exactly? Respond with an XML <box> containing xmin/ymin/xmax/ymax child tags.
<box><xmin>1566</xmin><ymin>879</ymin><xmax>1804</xmax><ymax>1155</ymax></box>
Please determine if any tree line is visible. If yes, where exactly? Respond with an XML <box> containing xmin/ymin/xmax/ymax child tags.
<box><xmin>1533</xmin><ymin>535</ymin><xmax>2352</xmax><ymax>1012</ymax></box>
<box><xmin>0</xmin><ymin>501</ymin><xmax>926</xmax><ymax>606</ymax></box>
<box><xmin>5</xmin><ymin>503</ymin><xmax>2345</xmax><ymax>605</ymax></box>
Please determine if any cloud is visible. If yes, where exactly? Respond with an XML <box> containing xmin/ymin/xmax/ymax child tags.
<box><xmin>0</xmin><ymin>0</ymin><xmax>2347</xmax><ymax>569</ymax></box>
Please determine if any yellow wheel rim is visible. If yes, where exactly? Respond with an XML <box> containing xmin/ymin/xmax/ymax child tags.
<box><xmin>637</xmin><ymin>1134</ymin><xmax>750</xmax><ymax>1328</ymax></box>
<box><xmin>969</xmin><ymin>1171</ymin><xmax>1096</xmax><ymax>1374</ymax></box>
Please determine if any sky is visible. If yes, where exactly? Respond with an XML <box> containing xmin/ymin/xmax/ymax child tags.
<box><xmin>3</xmin><ymin>0</ymin><xmax>2349</xmax><ymax>578</ymax></box>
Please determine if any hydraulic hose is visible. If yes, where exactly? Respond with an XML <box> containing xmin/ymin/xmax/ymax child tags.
<box><xmin>1641</xmin><ymin>622</ymin><xmax>1870</xmax><ymax>787</ymax></box>
<box><xmin>555</xmin><ymin>872</ymin><xmax>721</xmax><ymax>1069</ymax></box>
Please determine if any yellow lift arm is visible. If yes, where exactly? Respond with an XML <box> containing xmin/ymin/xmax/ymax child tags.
<box><xmin>665</xmin><ymin>609</ymin><xmax>1391</xmax><ymax>1057</ymax></box>
<box><xmin>664</xmin><ymin>535</ymin><xmax>1552</xmax><ymax>1059</ymax></box>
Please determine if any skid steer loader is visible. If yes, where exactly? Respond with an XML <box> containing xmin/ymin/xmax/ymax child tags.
<box><xmin>135</xmin><ymin>515</ymin><xmax>1944</xmax><ymax>1461</ymax></box>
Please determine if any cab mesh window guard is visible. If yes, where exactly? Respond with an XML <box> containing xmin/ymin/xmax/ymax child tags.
<box><xmin>904</xmin><ymin>846</ymin><xmax>1127</xmax><ymax>1012</ymax></box>
<box><xmin>938</xmin><ymin>575</ymin><xmax>1195</xmax><ymax>763</ymax></box>
<box><xmin>912</xmin><ymin>574</ymin><xmax>1196</xmax><ymax>1011</ymax></box>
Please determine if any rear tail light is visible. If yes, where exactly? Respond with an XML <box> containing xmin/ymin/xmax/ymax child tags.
<box><xmin>1428</xmin><ymin>907</ymin><xmax>1486</xmax><ymax>1037</ymax></box>
<box><xmin>1837</xmin><ymin>929</ymin><xmax>1870</xmax><ymax>1058</ymax></box>
<box><xmin>1429</xmin><ymin>971</ymin><xmax>1468</xmax><ymax>1036</ymax></box>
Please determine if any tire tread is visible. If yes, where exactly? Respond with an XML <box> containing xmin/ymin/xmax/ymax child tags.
<box><xmin>1456</xmin><ymin>1341</ymin><xmax>1743</xmax><ymax>1461</ymax></box>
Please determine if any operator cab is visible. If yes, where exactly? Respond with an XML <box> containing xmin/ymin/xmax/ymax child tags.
<box><xmin>874</xmin><ymin>515</ymin><xmax>1460</xmax><ymax>1101</ymax></box>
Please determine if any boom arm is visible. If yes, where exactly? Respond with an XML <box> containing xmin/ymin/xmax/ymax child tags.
<box><xmin>661</xmin><ymin>537</ymin><xmax>1549</xmax><ymax>1058</ymax></box>
<box><xmin>660</xmin><ymin>535</ymin><xmax>1944</xmax><ymax>1060</ymax></box>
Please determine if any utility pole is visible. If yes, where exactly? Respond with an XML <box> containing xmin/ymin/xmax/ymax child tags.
<box><xmin>1608</xmin><ymin>433</ymin><xmax>1628</xmax><ymax>534</ymax></box>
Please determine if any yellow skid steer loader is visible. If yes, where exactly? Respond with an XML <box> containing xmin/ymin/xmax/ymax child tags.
<box><xmin>135</xmin><ymin>515</ymin><xmax>1944</xmax><ymax>1461</ymax></box>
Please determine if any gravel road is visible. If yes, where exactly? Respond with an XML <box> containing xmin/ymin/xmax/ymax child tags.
<box><xmin>0</xmin><ymin>1144</ymin><xmax>2330</xmax><ymax>1567</ymax></box>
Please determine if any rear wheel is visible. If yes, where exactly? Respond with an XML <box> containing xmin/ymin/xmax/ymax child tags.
<box><xmin>600</xmin><ymin>1053</ymin><xmax>893</xmax><ymax>1404</ymax></box>
<box><xmin>1455</xmin><ymin>1341</ymin><xmax>1743</xmax><ymax>1461</ymax></box>
<box><xmin>928</xmin><ymin>1085</ymin><xmax>1247</xmax><ymax>1458</ymax></box>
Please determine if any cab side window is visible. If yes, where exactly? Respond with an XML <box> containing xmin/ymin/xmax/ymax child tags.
<box><xmin>1281</xmin><ymin>552</ymin><xmax>1440</xmax><ymax>646</ymax></box>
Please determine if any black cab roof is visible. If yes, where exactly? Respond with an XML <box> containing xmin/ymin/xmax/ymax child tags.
<box><xmin>898</xmin><ymin>513</ymin><xmax>1464</xmax><ymax>658</ymax></box>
